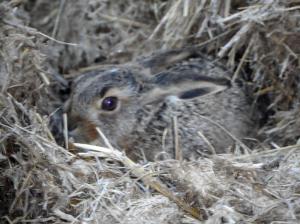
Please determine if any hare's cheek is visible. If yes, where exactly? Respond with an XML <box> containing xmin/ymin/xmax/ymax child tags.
<box><xmin>67</xmin><ymin>120</ymin><xmax>98</xmax><ymax>144</ymax></box>
<box><xmin>81</xmin><ymin>122</ymin><xmax>98</xmax><ymax>141</ymax></box>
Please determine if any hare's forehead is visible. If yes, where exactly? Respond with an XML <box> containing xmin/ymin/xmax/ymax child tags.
<box><xmin>74</xmin><ymin>68</ymin><xmax>140</xmax><ymax>102</ymax></box>
<box><xmin>76</xmin><ymin>68</ymin><xmax>139</xmax><ymax>87</ymax></box>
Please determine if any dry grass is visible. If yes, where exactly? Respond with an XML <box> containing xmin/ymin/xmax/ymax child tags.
<box><xmin>1</xmin><ymin>0</ymin><xmax>300</xmax><ymax>223</ymax></box>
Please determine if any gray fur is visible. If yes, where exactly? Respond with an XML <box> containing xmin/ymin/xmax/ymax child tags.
<box><xmin>67</xmin><ymin>52</ymin><xmax>255</xmax><ymax>161</ymax></box>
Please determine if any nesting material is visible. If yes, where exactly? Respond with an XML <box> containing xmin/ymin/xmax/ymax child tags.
<box><xmin>1</xmin><ymin>0</ymin><xmax>300</xmax><ymax>223</ymax></box>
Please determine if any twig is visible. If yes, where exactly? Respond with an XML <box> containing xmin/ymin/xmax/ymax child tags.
<box><xmin>53</xmin><ymin>209</ymin><xmax>78</xmax><ymax>222</ymax></box>
<box><xmin>183</xmin><ymin>0</ymin><xmax>189</xmax><ymax>17</ymax></box>
<box><xmin>2</xmin><ymin>19</ymin><xmax>78</xmax><ymax>46</ymax></box>
<box><xmin>37</xmin><ymin>72</ymin><xmax>50</xmax><ymax>86</ymax></box>
<box><xmin>278</xmin><ymin>5</ymin><xmax>300</xmax><ymax>12</ymax></box>
<box><xmin>162</xmin><ymin>128</ymin><xmax>169</xmax><ymax>150</ymax></box>
<box><xmin>63</xmin><ymin>113</ymin><xmax>69</xmax><ymax>150</ymax></box>
<box><xmin>51</xmin><ymin>0</ymin><xmax>67</xmax><ymax>41</ymax></box>
<box><xmin>95</xmin><ymin>127</ymin><xmax>114</xmax><ymax>150</ymax></box>
<box><xmin>232</xmin><ymin>37</ymin><xmax>253</xmax><ymax>82</ymax></box>
<box><xmin>254</xmin><ymin>86</ymin><xmax>275</xmax><ymax>96</ymax></box>
<box><xmin>218</xmin><ymin>23</ymin><xmax>252</xmax><ymax>57</ymax></box>
<box><xmin>36</xmin><ymin>30</ymin><xmax>78</xmax><ymax>46</ymax></box>
<box><xmin>172</xmin><ymin>116</ymin><xmax>182</xmax><ymax>161</ymax></box>
<box><xmin>197</xmin><ymin>131</ymin><xmax>216</xmax><ymax>154</ymax></box>
<box><xmin>196</xmin><ymin>28</ymin><xmax>237</xmax><ymax>48</ymax></box>
<box><xmin>224</xmin><ymin>0</ymin><xmax>231</xmax><ymax>17</ymax></box>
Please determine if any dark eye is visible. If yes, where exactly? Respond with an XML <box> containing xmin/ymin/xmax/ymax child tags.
<box><xmin>101</xmin><ymin>96</ymin><xmax>118</xmax><ymax>111</ymax></box>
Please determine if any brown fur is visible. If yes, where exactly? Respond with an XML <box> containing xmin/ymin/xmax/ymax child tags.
<box><xmin>66</xmin><ymin>49</ymin><xmax>256</xmax><ymax>161</ymax></box>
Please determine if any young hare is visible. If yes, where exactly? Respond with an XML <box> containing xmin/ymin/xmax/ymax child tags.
<box><xmin>66</xmin><ymin>49</ymin><xmax>255</xmax><ymax>161</ymax></box>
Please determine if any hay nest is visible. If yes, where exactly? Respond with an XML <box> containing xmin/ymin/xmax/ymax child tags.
<box><xmin>1</xmin><ymin>0</ymin><xmax>300</xmax><ymax>223</ymax></box>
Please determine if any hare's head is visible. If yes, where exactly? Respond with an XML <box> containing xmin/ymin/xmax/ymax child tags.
<box><xmin>66</xmin><ymin>64</ymin><xmax>230</xmax><ymax>147</ymax></box>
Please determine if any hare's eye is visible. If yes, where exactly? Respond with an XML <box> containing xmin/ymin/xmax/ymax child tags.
<box><xmin>101</xmin><ymin>96</ymin><xmax>118</xmax><ymax>111</ymax></box>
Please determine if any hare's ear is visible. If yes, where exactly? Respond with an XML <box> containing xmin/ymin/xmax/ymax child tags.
<box><xmin>143</xmin><ymin>71</ymin><xmax>230</xmax><ymax>103</ymax></box>
<box><xmin>139</xmin><ymin>47</ymin><xmax>201</xmax><ymax>74</ymax></box>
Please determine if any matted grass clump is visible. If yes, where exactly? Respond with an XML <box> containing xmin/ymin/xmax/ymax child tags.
<box><xmin>1</xmin><ymin>0</ymin><xmax>300</xmax><ymax>223</ymax></box>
